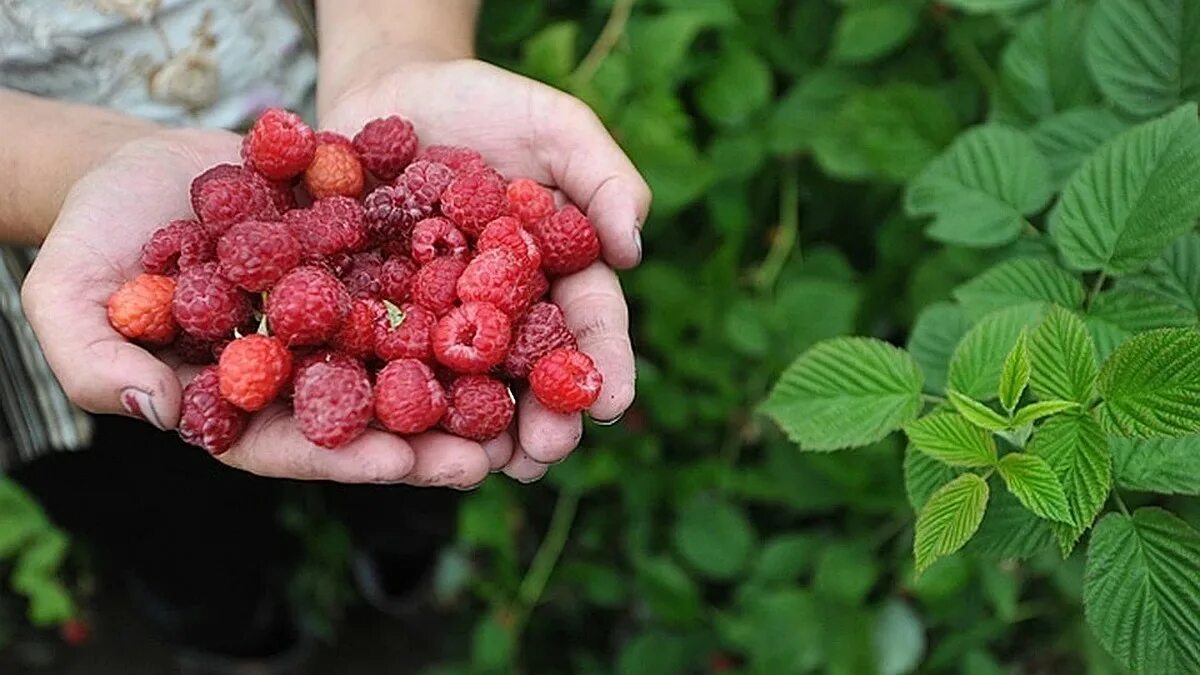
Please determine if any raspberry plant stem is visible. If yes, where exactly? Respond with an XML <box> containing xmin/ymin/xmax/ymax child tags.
<box><xmin>512</xmin><ymin>487</ymin><xmax>581</xmax><ymax>645</ymax></box>
<box><xmin>571</xmin><ymin>0</ymin><xmax>637</xmax><ymax>87</ymax></box>
<box><xmin>754</xmin><ymin>159</ymin><xmax>801</xmax><ymax>293</ymax></box>
<box><xmin>1085</xmin><ymin>272</ymin><xmax>1107</xmax><ymax>310</ymax></box>
<box><xmin>1110</xmin><ymin>489</ymin><xmax>1131</xmax><ymax>517</ymax></box>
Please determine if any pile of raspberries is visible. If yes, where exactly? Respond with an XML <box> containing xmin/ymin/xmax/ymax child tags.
<box><xmin>106</xmin><ymin>109</ymin><xmax>603</xmax><ymax>454</ymax></box>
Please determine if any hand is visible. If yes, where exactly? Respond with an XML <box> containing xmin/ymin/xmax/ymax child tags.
<box><xmin>321</xmin><ymin>58</ymin><xmax>651</xmax><ymax>482</ymax></box>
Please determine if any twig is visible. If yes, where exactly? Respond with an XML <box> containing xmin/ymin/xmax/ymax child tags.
<box><xmin>1110</xmin><ymin>490</ymin><xmax>1131</xmax><ymax>517</ymax></box>
<box><xmin>754</xmin><ymin>160</ymin><xmax>801</xmax><ymax>293</ymax></box>
<box><xmin>1085</xmin><ymin>272</ymin><xmax>1107</xmax><ymax>310</ymax></box>
<box><xmin>512</xmin><ymin>488</ymin><xmax>581</xmax><ymax>638</ymax></box>
<box><xmin>571</xmin><ymin>0</ymin><xmax>636</xmax><ymax>86</ymax></box>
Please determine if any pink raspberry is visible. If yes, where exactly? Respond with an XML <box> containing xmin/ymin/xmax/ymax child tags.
<box><xmin>241</xmin><ymin>108</ymin><xmax>317</xmax><ymax>180</ymax></box>
<box><xmin>506</xmin><ymin>179</ymin><xmax>555</xmax><ymax>225</ymax></box>
<box><xmin>503</xmin><ymin>302</ymin><xmax>577</xmax><ymax>379</ymax></box>
<box><xmin>440</xmin><ymin>169</ymin><xmax>509</xmax><ymax>237</ymax></box>
<box><xmin>216</xmin><ymin>220</ymin><xmax>302</xmax><ymax>292</ymax></box>
<box><xmin>527</xmin><ymin>205</ymin><xmax>600</xmax><ymax>275</ymax></box>
<box><xmin>431</xmin><ymin>302</ymin><xmax>511</xmax><ymax>374</ymax></box>
<box><xmin>456</xmin><ymin>248</ymin><xmax>525</xmax><ymax>316</ymax></box>
<box><xmin>141</xmin><ymin>219</ymin><xmax>215</xmax><ymax>275</ymax></box>
<box><xmin>415</xmin><ymin>145</ymin><xmax>488</xmax><ymax>176</ymax></box>
<box><xmin>374</xmin><ymin>359</ymin><xmax>447</xmax><ymax>434</ymax></box>
<box><xmin>530</xmin><ymin>348</ymin><xmax>603</xmax><ymax>413</ymax></box>
<box><xmin>410</xmin><ymin>217</ymin><xmax>468</xmax><ymax>264</ymax></box>
<box><xmin>283</xmin><ymin>196</ymin><xmax>367</xmax><ymax>260</ymax></box>
<box><xmin>374</xmin><ymin>300</ymin><xmax>436</xmax><ymax>362</ymax></box>
<box><xmin>411</xmin><ymin>257</ymin><xmax>467</xmax><ymax>316</ymax></box>
<box><xmin>293</xmin><ymin>361</ymin><xmax>374</xmax><ymax>448</ymax></box>
<box><xmin>178</xmin><ymin>366</ymin><xmax>248</xmax><ymax>455</ymax></box>
<box><xmin>379</xmin><ymin>255</ymin><xmax>417</xmax><ymax>305</ymax></box>
<box><xmin>172</xmin><ymin>262</ymin><xmax>252</xmax><ymax>341</ymax></box>
<box><xmin>330</xmin><ymin>297</ymin><xmax>377</xmax><ymax>360</ymax></box>
<box><xmin>476</xmin><ymin>216</ymin><xmax>541</xmax><ymax>270</ymax></box>
<box><xmin>339</xmin><ymin>250</ymin><xmax>385</xmax><ymax>298</ymax></box>
<box><xmin>190</xmin><ymin>164</ymin><xmax>280</xmax><ymax>234</ymax></box>
<box><xmin>442</xmin><ymin>375</ymin><xmax>514</xmax><ymax>441</ymax></box>
<box><xmin>266</xmin><ymin>265</ymin><xmax>351</xmax><ymax>346</ymax></box>
<box><xmin>284</xmin><ymin>350</ymin><xmax>365</xmax><ymax>400</ymax></box>
<box><xmin>353</xmin><ymin>115</ymin><xmax>418</xmax><ymax>181</ymax></box>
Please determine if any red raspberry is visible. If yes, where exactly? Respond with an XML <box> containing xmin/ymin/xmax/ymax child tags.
<box><xmin>266</xmin><ymin>265</ymin><xmax>351</xmax><ymax>346</ymax></box>
<box><xmin>331</xmin><ymin>298</ymin><xmax>377</xmax><ymax>360</ymax></box>
<box><xmin>529</xmin><ymin>348</ymin><xmax>603</xmax><ymax>413</ymax></box>
<box><xmin>217</xmin><ymin>220</ymin><xmax>302</xmax><ymax>292</ymax></box>
<box><xmin>415</xmin><ymin>145</ymin><xmax>488</xmax><ymax>176</ymax></box>
<box><xmin>255</xmin><ymin>171</ymin><xmax>298</xmax><ymax>212</ymax></box>
<box><xmin>397</xmin><ymin>160</ymin><xmax>454</xmax><ymax>218</ymax></box>
<box><xmin>363</xmin><ymin>185</ymin><xmax>409</xmax><ymax>241</ymax></box>
<box><xmin>141</xmin><ymin>219</ymin><xmax>215</xmax><ymax>275</ymax></box>
<box><xmin>190</xmin><ymin>164</ymin><xmax>279</xmax><ymax>234</ymax></box>
<box><xmin>173</xmin><ymin>263</ymin><xmax>252</xmax><ymax>341</ymax></box>
<box><xmin>374</xmin><ymin>359</ymin><xmax>447</xmax><ymax>434</ymax></box>
<box><xmin>514</xmin><ymin>269</ymin><xmax>550</xmax><ymax>311</ymax></box>
<box><xmin>441</xmin><ymin>169</ymin><xmax>509</xmax><ymax>237</ymax></box>
<box><xmin>178</xmin><ymin>367</ymin><xmax>248</xmax><ymax>455</ymax></box>
<box><xmin>284</xmin><ymin>350</ymin><xmax>364</xmax><ymax>400</ymax></box>
<box><xmin>353</xmin><ymin>115</ymin><xmax>418</xmax><ymax>181</ymax></box>
<box><xmin>379</xmin><ymin>255</ymin><xmax>417</xmax><ymax>304</ymax></box>
<box><xmin>411</xmin><ymin>257</ymin><xmax>467</xmax><ymax>316</ymax></box>
<box><xmin>374</xmin><ymin>300</ymin><xmax>436</xmax><ymax>361</ymax></box>
<box><xmin>315</xmin><ymin>130</ymin><xmax>354</xmax><ymax>150</ymax></box>
<box><xmin>242</xmin><ymin>108</ymin><xmax>317</xmax><ymax>180</ymax></box>
<box><xmin>283</xmin><ymin>196</ymin><xmax>367</xmax><ymax>260</ymax></box>
<box><xmin>293</xmin><ymin>361</ymin><xmax>374</xmax><ymax>448</ymax></box>
<box><xmin>304</xmin><ymin>142</ymin><xmax>364</xmax><ymax>199</ymax></box>
<box><xmin>217</xmin><ymin>334</ymin><xmax>292</xmax><ymax>411</ymax></box>
<box><xmin>411</xmin><ymin>217</ymin><xmax>468</xmax><ymax>264</ymax></box>
<box><xmin>477</xmin><ymin>216</ymin><xmax>541</xmax><ymax>270</ymax></box>
<box><xmin>432</xmin><ymin>302</ymin><xmax>511</xmax><ymax>374</ymax></box>
<box><xmin>442</xmin><ymin>375</ymin><xmax>514</xmax><ymax>441</ymax></box>
<box><xmin>503</xmin><ymin>302</ymin><xmax>577</xmax><ymax>379</ymax></box>
<box><xmin>107</xmin><ymin>274</ymin><xmax>178</xmax><ymax>345</ymax></box>
<box><xmin>340</xmin><ymin>250</ymin><xmax>385</xmax><ymax>298</ymax></box>
<box><xmin>174</xmin><ymin>332</ymin><xmax>219</xmax><ymax>365</ymax></box>
<box><xmin>527</xmin><ymin>205</ymin><xmax>600</xmax><ymax>275</ymax></box>
<box><xmin>506</xmin><ymin>179</ymin><xmax>555</xmax><ymax>225</ymax></box>
<box><xmin>456</xmin><ymin>248</ymin><xmax>525</xmax><ymax>316</ymax></box>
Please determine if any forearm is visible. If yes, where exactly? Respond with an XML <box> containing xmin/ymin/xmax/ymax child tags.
<box><xmin>0</xmin><ymin>90</ymin><xmax>159</xmax><ymax>245</ymax></box>
<box><xmin>315</xmin><ymin>0</ymin><xmax>480</xmax><ymax>113</ymax></box>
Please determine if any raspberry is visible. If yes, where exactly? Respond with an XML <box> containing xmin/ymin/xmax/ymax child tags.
<box><xmin>266</xmin><ymin>265</ymin><xmax>351</xmax><ymax>346</ymax></box>
<box><xmin>374</xmin><ymin>359</ymin><xmax>447</xmax><ymax>434</ymax></box>
<box><xmin>178</xmin><ymin>366</ymin><xmax>248</xmax><ymax>455</ymax></box>
<box><xmin>363</xmin><ymin>185</ymin><xmax>409</xmax><ymax>241</ymax></box>
<box><xmin>242</xmin><ymin>108</ymin><xmax>317</xmax><ymax>180</ymax></box>
<box><xmin>141</xmin><ymin>219</ymin><xmax>215</xmax><ymax>275</ymax></box>
<box><xmin>216</xmin><ymin>220</ymin><xmax>302</xmax><ymax>292</ymax></box>
<box><xmin>362</xmin><ymin>160</ymin><xmax>453</xmax><ymax>240</ymax></box>
<box><xmin>340</xmin><ymin>251</ymin><xmax>385</xmax><ymax>298</ymax></box>
<box><xmin>293</xmin><ymin>361</ymin><xmax>374</xmax><ymax>448</ymax></box>
<box><xmin>411</xmin><ymin>257</ymin><xmax>467</xmax><ymax>316</ymax></box>
<box><xmin>379</xmin><ymin>255</ymin><xmax>417</xmax><ymax>304</ymax></box>
<box><xmin>374</xmin><ymin>300</ymin><xmax>436</xmax><ymax>362</ymax></box>
<box><xmin>353</xmin><ymin>115</ymin><xmax>418</xmax><ymax>181</ymax></box>
<box><xmin>514</xmin><ymin>269</ymin><xmax>550</xmax><ymax>311</ymax></box>
<box><xmin>442</xmin><ymin>375</ymin><xmax>514</xmax><ymax>441</ymax></box>
<box><xmin>330</xmin><ymin>298</ymin><xmax>377</xmax><ymax>360</ymax></box>
<box><xmin>190</xmin><ymin>164</ymin><xmax>279</xmax><ymax>234</ymax></box>
<box><xmin>441</xmin><ymin>169</ymin><xmax>509</xmax><ymax>237</ymax></box>
<box><xmin>431</xmin><ymin>302</ymin><xmax>511</xmax><ymax>374</ymax></box>
<box><xmin>411</xmin><ymin>217</ymin><xmax>468</xmax><ymax>264</ymax></box>
<box><xmin>503</xmin><ymin>302</ymin><xmax>577</xmax><ymax>379</ymax></box>
<box><xmin>529</xmin><ymin>348</ymin><xmax>603</xmax><ymax>413</ymax></box>
<box><xmin>284</xmin><ymin>350</ymin><xmax>364</xmax><ymax>400</ymax></box>
<box><xmin>284</xmin><ymin>196</ymin><xmax>367</xmax><ymax>260</ymax></box>
<box><xmin>304</xmin><ymin>142</ymin><xmax>365</xmax><ymax>199</ymax></box>
<box><xmin>173</xmin><ymin>263</ymin><xmax>252</xmax><ymax>341</ymax></box>
<box><xmin>477</xmin><ymin>216</ymin><xmax>541</xmax><ymax>270</ymax></box>
<box><xmin>415</xmin><ymin>145</ymin><xmax>488</xmax><ymax>176</ymax></box>
<box><xmin>527</xmin><ymin>205</ymin><xmax>600</xmax><ymax>275</ymax></box>
<box><xmin>256</xmin><ymin>171</ymin><xmax>298</xmax><ymax>212</ymax></box>
<box><xmin>174</xmin><ymin>333</ymin><xmax>219</xmax><ymax>365</ymax></box>
<box><xmin>107</xmin><ymin>274</ymin><xmax>178</xmax><ymax>345</ymax></box>
<box><xmin>217</xmin><ymin>334</ymin><xmax>292</xmax><ymax>411</ymax></box>
<box><xmin>506</xmin><ymin>179</ymin><xmax>555</xmax><ymax>225</ymax></box>
<box><xmin>456</xmin><ymin>248</ymin><xmax>525</xmax><ymax>316</ymax></box>
<box><xmin>315</xmin><ymin>130</ymin><xmax>354</xmax><ymax>150</ymax></box>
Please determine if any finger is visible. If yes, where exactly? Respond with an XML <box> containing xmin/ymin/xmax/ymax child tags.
<box><xmin>402</xmin><ymin>432</ymin><xmax>491</xmax><ymax>489</ymax></box>
<box><xmin>551</xmin><ymin>262</ymin><xmax>636</xmax><ymax>423</ymax></box>
<box><xmin>502</xmin><ymin>442</ymin><xmax>550</xmax><ymax>484</ymax></box>
<box><xmin>517</xmin><ymin>391</ymin><xmax>582</xmax><ymax>464</ymax></box>
<box><xmin>481</xmin><ymin>432</ymin><xmax>515</xmax><ymax>471</ymax></box>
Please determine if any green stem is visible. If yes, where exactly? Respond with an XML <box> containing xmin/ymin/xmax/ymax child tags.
<box><xmin>935</xmin><ymin>13</ymin><xmax>1000</xmax><ymax>94</ymax></box>
<box><xmin>570</xmin><ymin>0</ymin><xmax>636</xmax><ymax>86</ymax></box>
<box><xmin>922</xmin><ymin>393</ymin><xmax>947</xmax><ymax>405</ymax></box>
<box><xmin>755</xmin><ymin>160</ymin><xmax>801</xmax><ymax>293</ymax></box>
<box><xmin>512</xmin><ymin>488</ymin><xmax>581</xmax><ymax>637</ymax></box>
<box><xmin>1111</xmin><ymin>489</ymin><xmax>1131</xmax><ymax>517</ymax></box>
<box><xmin>1085</xmin><ymin>272</ymin><xmax>1107</xmax><ymax>310</ymax></box>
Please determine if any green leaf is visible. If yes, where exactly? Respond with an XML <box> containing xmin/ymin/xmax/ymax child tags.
<box><xmin>831</xmin><ymin>1</ymin><xmax>917</xmax><ymax>65</ymax></box>
<box><xmin>1096</xmin><ymin>327</ymin><xmax>1200</xmax><ymax>437</ymax></box>
<box><xmin>1111</xmin><ymin>435</ymin><xmax>1200</xmax><ymax>495</ymax></box>
<box><xmin>1084</xmin><ymin>508</ymin><xmax>1200</xmax><ymax>673</ymax></box>
<box><xmin>672</xmin><ymin>497</ymin><xmax>756</xmax><ymax>580</ymax></box>
<box><xmin>763</xmin><ymin>337</ymin><xmax>924</xmax><ymax>451</ymax></box>
<box><xmin>953</xmin><ymin>258</ymin><xmax>1085</xmax><ymax>322</ymax></box>
<box><xmin>904</xmin><ymin>413</ymin><xmax>998</xmax><ymax>467</ymax></box>
<box><xmin>634</xmin><ymin>556</ymin><xmax>703</xmax><ymax>627</ymax></box>
<box><xmin>942</xmin><ymin>0</ymin><xmax>1041</xmax><ymax>13</ymax></box>
<box><xmin>907</xmin><ymin>302</ymin><xmax>972</xmax><ymax>393</ymax></box>
<box><xmin>768</xmin><ymin>69</ymin><xmax>861</xmax><ymax>156</ymax></box>
<box><xmin>1134</xmin><ymin>232</ymin><xmax>1200</xmax><ymax>316</ymax></box>
<box><xmin>1029</xmin><ymin>305</ymin><xmax>1099</xmax><ymax>403</ymax></box>
<box><xmin>1032</xmin><ymin>107</ymin><xmax>1130</xmax><ymax>188</ymax></box>
<box><xmin>750</xmin><ymin>534</ymin><xmax>819</xmax><ymax>585</ymax></box>
<box><xmin>1087</xmin><ymin>0</ymin><xmax>1200</xmax><ymax>118</ymax></box>
<box><xmin>904</xmin><ymin>444</ymin><xmax>958</xmax><ymax>510</ymax></box>
<box><xmin>1050</xmin><ymin>104</ymin><xmax>1200</xmax><ymax>274</ymax></box>
<box><xmin>993</xmin><ymin>0</ymin><xmax>1098</xmax><ymax>125</ymax></box>
<box><xmin>813</xmin><ymin>543</ymin><xmax>879</xmax><ymax>604</ymax></box>
<box><xmin>626</xmin><ymin>12</ymin><xmax>713</xmax><ymax>87</ymax></box>
<box><xmin>1029</xmin><ymin>413</ymin><xmax>1112</xmax><ymax>554</ymax></box>
<box><xmin>998</xmin><ymin>331</ymin><xmax>1031</xmax><ymax>411</ymax></box>
<box><xmin>967</xmin><ymin>485</ymin><xmax>1056</xmax><ymax>559</ymax></box>
<box><xmin>873</xmin><ymin>600</ymin><xmax>926</xmax><ymax>675</ymax></box>
<box><xmin>696</xmin><ymin>44</ymin><xmax>772</xmax><ymax>127</ymax></box>
<box><xmin>1085</xmin><ymin>287</ymin><xmax>1197</xmax><ymax>360</ymax></box>
<box><xmin>949</xmin><ymin>304</ymin><xmax>1046</xmax><ymax>400</ymax></box>
<box><xmin>1010</xmin><ymin>399</ymin><xmax>1080</xmax><ymax>427</ymax></box>
<box><xmin>997</xmin><ymin>453</ymin><xmax>1074</xmax><ymax>524</ymax></box>
<box><xmin>617</xmin><ymin>632</ymin><xmax>695</xmax><ymax>675</ymax></box>
<box><xmin>906</xmin><ymin>125</ymin><xmax>1053</xmax><ymax>248</ymax></box>
<box><xmin>947</xmin><ymin>390</ymin><xmax>1010</xmax><ymax>431</ymax></box>
<box><xmin>520</xmin><ymin>21</ymin><xmax>578</xmax><ymax>84</ymax></box>
<box><xmin>913</xmin><ymin>473</ymin><xmax>990</xmax><ymax>574</ymax></box>
<box><xmin>734</xmin><ymin>590</ymin><xmax>825</xmax><ymax>673</ymax></box>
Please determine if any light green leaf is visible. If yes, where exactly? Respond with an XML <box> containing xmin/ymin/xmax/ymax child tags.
<box><xmin>1032</xmin><ymin>107</ymin><xmax>1130</xmax><ymax>188</ymax></box>
<box><xmin>763</xmin><ymin>337</ymin><xmax>924</xmax><ymax>451</ymax></box>
<box><xmin>904</xmin><ymin>413</ymin><xmax>998</xmax><ymax>467</ymax></box>
<box><xmin>672</xmin><ymin>497</ymin><xmax>756</xmax><ymax>580</ymax></box>
<box><xmin>949</xmin><ymin>304</ymin><xmax>1045</xmax><ymax>400</ymax></box>
<box><xmin>696</xmin><ymin>44</ymin><xmax>773</xmax><ymax>127</ymax></box>
<box><xmin>903</xmin><ymin>444</ymin><xmax>959</xmax><ymax>510</ymax></box>
<box><xmin>768</xmin><ymin>70</ymin><xmax>861</xmax><ymax>156</ymax></box>
<box><xmin>626</xmin><ymin>12</ymin><xmax>713</xmax><ymax>87</ymax></box>
<box><xmin>1029</xmin><ymin>413</ymin><xmax>1111</xmax><ymax>554</ymax></box>
<box><xmin>914</xmin><ymin>473</ymin><xmax>990</xmax><ymax>573</ymax></box>
<box><xmin>993</xmin><ymin>0</ymin><xmax>1098</xmax><ymax>125</ymax></box>
<box><xmin>1087</xmin><ymin>0</ymin><xmax>1200</xmax><ymax>118</ymax></box>
<box><xmin>1010</xmin><ymin>399</ymin><xmax>1080</xmax><ymax>427</ymax></box>
<box><xmin>1084</xmin><ymin>508</ymin><xmax>1200</xmax><ymax>673</ymax></box>
<box><xmin>967</xmin><ymin>485</ymin><xmax>1057</xmax><ymax>559</ymax></box>
<box><xmin>998</xmin><ymin>331</ymin><xmax>1031</xmax><ymax>411</ymax></box>
<box><xmin>1085</xmin><ymin>287</ymin><xmax>1198</xmax><ymax>360</ymax></box>
<box><xmin>947</xmin><ymin>390</ymin><xmax>1010</xmax><ymax>431</ymax></box>
<box><xmin>953</xmin><ymin>258</ymin><xmax>1085</xmax><ymax>322</ymax></box>
<box><xmin>1110</xmin><ymin>436</ymin><xmax>1200</xmax><ymax>495</ymax></box>
<box><xmin>1096</xmin><ymin>328</ymin><xmax>1200</xmax><ymax>437</ymax></box>
<box><xmin>1050</xmin><ymin>104</ymin><xmax>1200</xmax><ymax>274</ymax></box>
<box><xmin>520</xmin><ymin>22</ymin><xmax>578</xmax><ymax>84</ymax></box>
<box><xmin>998</xmin><ymin>453</ymin><xmax>1074</xmax><ymax>524</ymax></box>
<box><xmin>906</xmin><ymin>126</ymin><xmax>1053</xmax><ymax>248</ymax></box>
<box><xmin>1029</xmin><ymin>305</ymin><xmax>1098</xmax><ymax>403</ymax></box>
<box><xmin>831</xmin><ymin>2</ymin><xmax>917</xmax><ymax>65</ymax></box>
<box><xmin>873</xmin><ymin>600</ymin><xmax>926</xmax><ymax>675</ymax></box>
<box><xmin>907</xmin><ymin>302</ymin><xmax>972</xmax><ymax>393</ymax></box>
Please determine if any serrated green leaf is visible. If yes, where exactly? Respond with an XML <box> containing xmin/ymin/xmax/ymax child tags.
<box><xmin>904</xmin><ymin>444</ymin><xmax>958</xmax><ymax>510</ymax></box>
<box><xmin>1085</xmin><ymin>287</ymin><xmax>1198</xmax><ymax>360</ymax></box>
<box><xmin>1010</xmin><ymin>399</ymin><xmax>1080</xmax><ymax>427</ymax></box>
<box><xmin>1028</xmin><ymin>413</ymin><xmax>1111</xmax><ymax>555</ymax></box>
<box><xmin>1029</xmin><ymin>305</ymin><xmax>1098</xmax><ymax>403</ymax></box>
<box><xmin>1110</xmin><ymin>436</ymin><xmax>1200</xmax><ymax>495</ymax></box>
<box><xmin>1050</xmin><ymin>104</ymin><xmax>1200</xmax><ymax>274</ymax></box>
<box><xmin>1087</xmin><ymin>0</ymin><xmax>1200</xmax><ymax>118</ymax></box>
<box><xmin>998</xmin><ymin>453</ymin><xmax>1074</xmax><ymax>524</ymax></box>
<box><xmin>953</xmin><ymin>258</ymin><xmax>1085</xmax><ymax>322</ymax></box>
<box><xmin>1096</xmin><ymin>328</ymin><xmax>1200</xmax><ymax>437</ymax></box>
<box><xmin>913</xmin><ymin>473</ymin><xmax>990</xmax><ymax>574</ymax></box>
<box><xmin>947</xmin><ymin>390</ymin><xmax>1010</xmax><ymax>431</ymax></box>
<box><xmin>763</xmin><ymin>338</ymin><xmax>924</xmax><ymax>451</ymax></box>
<box><xmin>998</xmin><ymin>331</ymin><xmax>1031</xmax><ymax>411</ymax></box>
<box><xmin>1084</xmin><ymin>508</ymin><xmax>1200</xmax><ymax>673</ymax></box>
<box><xmin>993</xmin><ymin>0</ymin><xmax>1098</xmax><ymax>125</ymax></box>
<box><xmin>907</xmin><ymin>302</ymin><xmax>973</xmax><ymax>393</ymax></box>
<box><xmin>967</xmin><ymin>484</ymin><xmax>1056</xmax><ymax>559</ymax></box>
<box><xmin>672</xmin><ymin>497</ymin><xmax>756</xmax><ymax>580</ymax></box>
<box><xmin>949</xmin><ymin>304</ymin><xmax>1046</xmax><ymax>400</ymax></box>
<box><xmin>1032</xmin><ymin>107</ymin><xmax>1130</xmax><ymax>188</ymax></box>
<box><xmin>906</xmin><ymin>125</ymin><xmax>1052</xmax><ymax>248</ymax></box>
<box><xmin>831</xmin><ymin>1</ymin><xmax>917</xmax><ymax>65</ymax></box>
<box><xmin>1133</xmin><ymin>232</ymin><xmax>1200</xmax><ymax>316</ymax></box>
<box><xmin>905</xmin><ymin>413</ymin><xmax>998</xmax><ymax>467</ymax></box>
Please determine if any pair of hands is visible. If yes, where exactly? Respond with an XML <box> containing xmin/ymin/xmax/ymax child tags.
<box><xmin>20</xmin><ymin>58</ymin><xmax>650</xmax><ymax>488</ymax></box>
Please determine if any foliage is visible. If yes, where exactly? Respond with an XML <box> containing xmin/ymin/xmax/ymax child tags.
<box><xmin>0</xmin><ymin>477</ymin><xmax>76</xmax><ymax>629</ymax></box>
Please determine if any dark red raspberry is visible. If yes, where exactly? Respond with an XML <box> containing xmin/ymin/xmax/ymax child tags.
<box><xmin>340</xmin><ymin>250</ymin><xmax>385</xmax><ymax>298</ymax></box>
<box><xmin>174</xmin><ymin>332</ymin><xmax>219</xmax><ymax>365</ymax></box>
<box><xmin>178</xmin><ymin>366</ymin><xmax>248</xmax><ymax>455</ymax></box>
<box><xmin>374</xmin><ymin>300</ymin><xmax>436</xmax><ymax>362</ymax></box>
<box><xmin>411</xmin><ymin>217</ymin><xmax>468</xmax><ymax>264</ymax></box>
<box><xmin>415</xmin><ymin>145</ymin><xmax>488</xmax><ymax>176</ymax></box>
<box><xmin>456</xmin><ymin>248</ymin><xmax>525</xmax><ymax>316</ymax></box>
<box><xmin>374</xmin><ymin>359</ymin><xmax>447</xmax><ymax>434</ymax></box>
<box><xmin>397</xmin><ymin>160</ymin><xmax>454</xmax><ymax>218</ymax></box>
<box><xmin>527</xmin><ymin>205</ymin><xmax>600</xmax><ymax>275</ymax></box>
<box><xmin>293</xmin><ymin>361</ymin><xmax>374</xmax><ymax>448</ymax></box>
<box><xmin>411</xmin><ymin>257</ymin><xmax>467</xmax><ymax>316</ymax></box>
<box><xmin>442</xmin><ymin>375</ymin><xmax>514</xmax><ymax>441</ymax></box>
<box><xmin>441</xmin><ymin>169</ymin><xmax>509</xmax><ymax>237</ymax></box>
<box><xmin>503</xmin><ymin>302</ymin><xmax>577</xmax><ymax>379</ymax></box>
<box><xmin>304</xmin><ymin>142</ymin><xmax>364</xmax><ymax>199</ymax></box>
<box><xmin>217</xmin><ymin>220</ymin><xmax>302</xmax><ymax>292</ymax></box>
<box><xmin>242</xmin><ymin>108</ymin><xmax>317</xmax><ymax>180</ymax></box>
<box><xmin>379</xmin><ymin>255</ymin><xmax>417</xmax><ymax>304</ymax></box>
<box><xmin>190</xmin><ymin>164</ymin><xmax>279</xmax><ymax>234</ymax></box>
<box><xmin>322</xmin><ymin>251</ymin><xmax>355</xmax><ymax>277</ymax></box>
<box><xmin>431</xmin><ymin>302</ymin><xmax>511</xmax><ymax>374</ymax></box>
<box><xmin>353</xmin><ymin>115</ymin><xmax>418</xmax><ymax>181</ymax></box>
<box><xmin>255</xmin><ymin>171</ymin><xmax>297</xmax><ymax>212</ymax></box>
<box><xmin>172</xmin><ymin>263</ymin><xmax>252</xmax><ymax>341</ymax></box>
<box><xmin>284</xmin><ymin>349</ymin><xmax>364</xmax><ymax>400</ymax></box>
<box><xmin>506</xmin><ymin>179</ymin><xmax>555</xmax><ymax>225</ymax></box>
<box><xmin>530</xmin><ymin>348</ymin><xmax>603</xmax><ymax>413</ymax></box>
<box><xmin>217</xmin><ymin>334</ymin><xmax>292</xmax><ymax>411</ymax></box>
<box><xmin>107</xmin><ymin>274</ymin><xmax>178</xmax><ymax>345</ymax></box>
<box><xmin>363</xmin><ymin>185</ymin><xmax>409</xmax><ymax>240</ymax></box>
<box><xmin>477</xmin><ymin>216</ymin><xmax>541</xmax><ymax>270</ymax></box>
<box><xmin>331</xmin><ymin>298</ymin><xmax>377</xmax><ymax>360</ymax></box>
<box><xmin>283</xmin><ymin>196</ymin><xmax>367</xmax><ymax>260</ymax></box>
<box><xmin>266</xmin><ymin>265</ymin><xmax>351</xmax><ymax>347</ymax></box>
<box><xmin>141</xmin><ymin>219</ymin><xmax>215</xmax><ymax>275</ymax></box>
<box><xmin>315</xmin><ymin>130</ymin><xmax>354</xmax><ymax>150</ymax></box>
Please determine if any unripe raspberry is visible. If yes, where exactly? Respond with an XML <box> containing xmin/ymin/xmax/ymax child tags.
<box><xmin>107</xmin><ymin>274</ymin><xmax>178</xmax><ymax>345</ymax></box>
<box><xmin>304</xmin><ymin>142</ymin><xmax>365</xmax><ymax>199</ymax></box>
<box><xmin>218</xmin><ymin>334</ymin><xmax>292</xmax><ymax>411</ymax></box>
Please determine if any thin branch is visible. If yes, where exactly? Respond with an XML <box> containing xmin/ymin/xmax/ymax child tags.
<box><xmin>512</xmin><ymin>488</ymin><xmax>581</xmax><ymax>637</ymax></box>
<box><xmin>1085</xmin><ymin>272</ymin><xmax>1107</xmax><ymax>310</ymax></box>
<box><xmin>1110</xmin><ymin>490</ymin><xmax>1131</xmax><ymax>517</ymax></box>
<box><xmin>754</xmin><ymin>160</ymin><xmax>801</xmax><ymax>293</ymax></box>
<box><xmin>571</xmin><ymin>0</ymin><xmax>637</xmax><ymax>86</ymax></box>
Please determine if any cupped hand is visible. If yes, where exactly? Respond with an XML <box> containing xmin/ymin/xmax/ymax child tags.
<box><xmin>321</xmin><ymin>58</ymin><xmax>651</xmax><ymax>482</ymax></box>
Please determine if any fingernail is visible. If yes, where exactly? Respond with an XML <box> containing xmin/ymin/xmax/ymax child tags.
<box><xmin>591</xmin><ymin>411</ymin><xmax>625</xmax><ymax>427</ymax></box>
<box><xmin>120</xmin><ymin>386</ymin><xmax>166</xmax><ymax>431</ymax></box>
<box><xmin>517</xmin><ymin>472</ymin><xmax>546</xmax><ymax>484</ymax></box>
<box><xmin>632</xmin><ymin>226</ymin><xmax>643</xmax><ymax>264</ymax></box>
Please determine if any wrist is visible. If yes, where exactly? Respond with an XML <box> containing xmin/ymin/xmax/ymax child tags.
<box><xmin>318</xmin><ymin>44</ymin><xmax>475</xmax><ymax>119</ymax></box>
